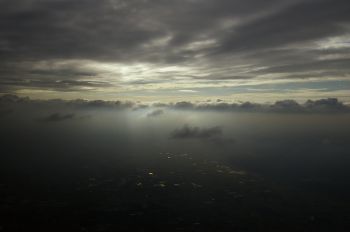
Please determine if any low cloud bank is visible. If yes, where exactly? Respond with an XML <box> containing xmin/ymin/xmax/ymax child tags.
<box><xmin>0</xmin><ymin>94</ymin><xmax>135</xmax><ymax>110</ymax></box>
<box><xmin>1</xmin><ymin>94</ymin><xmax>349</xmax><ymax>113</ymax></box>
<box><xmin>171</xmin><ymin>98</ymin><xmax>349</xmax><ymax>113</ymax></box>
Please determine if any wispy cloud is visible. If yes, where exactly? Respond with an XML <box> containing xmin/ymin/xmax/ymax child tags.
<box><xmin>0</xmin><ymin>0</ymin><xmax>349</xmax><ymax>100</ymax></box>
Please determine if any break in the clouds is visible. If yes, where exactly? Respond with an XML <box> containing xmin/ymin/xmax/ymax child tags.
<box><xmin>1</xmin><ymin>0</ymin><xmax>350</xmax><ymax>102</ymax></box>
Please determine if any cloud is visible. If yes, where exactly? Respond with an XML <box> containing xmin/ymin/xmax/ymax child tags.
<box><xmin>172</xmin><ymin>101</ymin><xmax>195</xmax><ymax>109</ymax></box>
<box><xmin>147</xmin><ymin>109</ymin><xmax>164</xmax><ymax>117</ymax></box>
<box><xmin>217</xmin><ymin>0</ymin><xmax>350</xmax><ymax>54</ymax></box>
<box><xmin>304</xmin><ymin>98</ymin><xmax>348</xmax><ymax>112</ymax></box>
<box><xmin>39</xmin><ymin>113</ymin><xmax>75</xmax><ymax>122</ymax></box>
<box><xmin>270</xmin><ymin>100</ymin><xmax>304</xmax><ymax>112</ymax></box>
<box><xmin>170</xmin><ymin>124</ymin><xmax>235</xmax><ymax>145</ymax></box>
<box><xmin>1</xmin><ymin>94</ymin><xmax>349</xmax><ymax>113</ymax></box>
<box><xmin>0</xmin><ymin>0</ymin><xmax>350</xmax><ymax>97</ymax></box>
<box><xmin>171</xmin><ymin>125</ymin><xmax>223</xmax><ymax>140</ymax></box>
<box><xmin>170</xmin><ymin>98</ymin><xmax>350</xmax><ymax>113</ymax></box>
<box><xmin>171</xmin><ymin>101</ymin><xmax>264</xmax><ymax>112</ymax></box>
<box><xmin>0</xmin><ymin>94</ymin><xmax>136</xmax><ymax>112</ymax></box>
<box><xmin>0</xmin><ymin>94</ymin><xmax>30</xmax><ymax>103</ymax></box>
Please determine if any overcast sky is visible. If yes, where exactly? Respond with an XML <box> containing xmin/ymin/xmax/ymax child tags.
<box><xmin>1</xmin><ymin>0</ymin><xmax>350</xmax><ymax>102</ymax></box>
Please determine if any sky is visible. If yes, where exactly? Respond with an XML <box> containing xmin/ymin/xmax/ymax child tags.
<box><xmin>1</xmin><ymin>2</ymin><xmax>350</xmax><ymax>228</ymax></box>
<box><xmin>1</xmin><ymin>0</ymin><xmax>350</xmax><ymax>103</ymax></box>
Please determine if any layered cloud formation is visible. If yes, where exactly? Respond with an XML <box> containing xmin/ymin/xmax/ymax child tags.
<box><xmin>0</xmin><ymin>0</ymin><xmax>350</xmax><ymax>101</ymax></box>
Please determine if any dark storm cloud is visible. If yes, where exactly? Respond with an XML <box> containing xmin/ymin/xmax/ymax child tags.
<box><xmin>38</xmin><ymin>112</ymin><xmax>91</xmax><ymax>122</ymax></box>
<box><xmin>147</xmin><ymin>109</ymin><xmax>164</xmax><ymax>117</ymax></box>
<box><xmin>39</xmin><ymin>112</ymin><xmax>75</xmax><ymax>122</ymax></box>
<box><xmin>170</xmin><ymin>124</ymin><xmax>236</xmax><ymax>145</ymax></box>
<box><xmin>171</xmin><ymin>125</ymin><xmax>223</xmax><ymax>140</ymax></box>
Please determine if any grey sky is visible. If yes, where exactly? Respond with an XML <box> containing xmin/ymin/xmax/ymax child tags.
<box><xmin>1</xmin><ymin>0</ymin><xmax>350</xmax><ymax>102</ymax></box>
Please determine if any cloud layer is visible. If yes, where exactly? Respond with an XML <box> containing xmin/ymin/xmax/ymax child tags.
<box><xmin>0</xmin><ymin>0</ymin><xmax>350</xmax><ymax>100</ymax></box>
<box><xmin>1</xmin><ymin>94</ymin><xmax>349</xmax><ymax>114</ymax></box>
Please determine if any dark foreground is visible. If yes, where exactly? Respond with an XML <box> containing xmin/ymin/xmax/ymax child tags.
<box><xmin>1</xmin><ymin>151</ymin><xmax>350</xmax><ymax>232</ymax></box>
<box><xmin>1</xmin><ymin>103</ymin><xmax>350</xmax><ymax>231</ymax></box>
